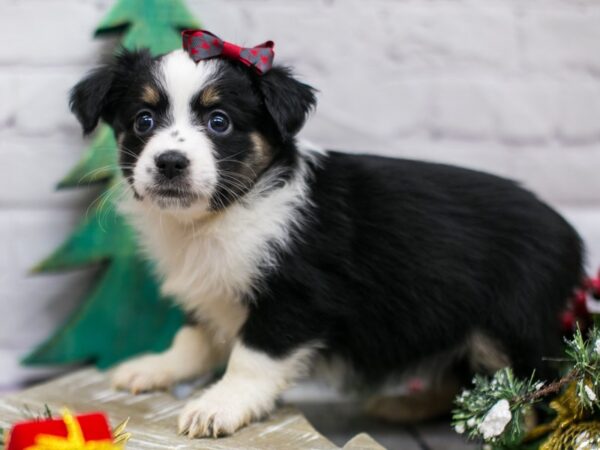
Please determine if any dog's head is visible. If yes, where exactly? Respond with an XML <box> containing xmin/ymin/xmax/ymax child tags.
<box><xmin>70</xmin><ymin>48</ymin><xmax>316</xmax><ymax>215</ymax></box>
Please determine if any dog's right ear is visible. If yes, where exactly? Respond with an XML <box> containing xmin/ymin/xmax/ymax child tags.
<box><xmin>69</xmin><ymin>65</ymin><xmax>115</xmax><ymax>135</ymax></box>
<box><xmin>70</xmin><ymin>49</ymin><xmax>153</xmax><ymax>135</ymax></box>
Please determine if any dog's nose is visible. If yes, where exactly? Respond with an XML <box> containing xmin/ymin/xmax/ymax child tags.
<box><xmin>155</xmin><ymin>151</ymin><xmax>189</xmax><ymax>179</ymax></box>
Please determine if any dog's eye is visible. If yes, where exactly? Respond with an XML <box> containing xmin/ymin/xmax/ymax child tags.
<box><xmin>134</xmin><ymin>110</ymin><xmax>155</xmax><ymax>135</ymax></box>
<box><xmin>207</xmin><ymin>111</ymin><xmax>231</xmax><ymax>135</ymax></box>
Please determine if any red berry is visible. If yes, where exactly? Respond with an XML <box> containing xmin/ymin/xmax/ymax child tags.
<box><xmin>407</xmin><ymin>378</ymin><xmax>424</xmax><ymax>393</ymax></box>
<box><xmin>573</xmin><ymin>290</ymin><xmax>588</xmax><ymax>315</ymax></box>
<box><xmin>561</xmin><ymin>310</ymin><xmax>576</xmax><ymax>332</ymax></box>
<box><xmin>574</xmin><ymin>289</ymin><xmax>587</xmax><ymax>303</ymax></box>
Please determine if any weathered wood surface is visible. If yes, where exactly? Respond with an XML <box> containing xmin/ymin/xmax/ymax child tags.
<box><xmin>296</xmin><ymin>401</ymin><xmax>476</xmax><ymax>450</ymax></box>
<box><xmin>0</xmin><ymin>368</ymin><xmax>384</xmax><ymax>449</ymax></box>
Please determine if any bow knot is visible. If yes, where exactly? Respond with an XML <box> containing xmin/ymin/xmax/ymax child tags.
<box><xmin>182</xmin><ymin>30</ymin><xmax>274</xmax><ymax>74</ymax></box>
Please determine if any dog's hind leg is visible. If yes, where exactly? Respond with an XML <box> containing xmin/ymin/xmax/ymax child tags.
<box><xmin>365</xmin><ymin>375</ymin><xmax>462</xmax><ymax>423</ymax></box>
<box><xmin>366</xmin><ymin>332</ymin><xmax>511</xmax><ymax>423</ymax></box>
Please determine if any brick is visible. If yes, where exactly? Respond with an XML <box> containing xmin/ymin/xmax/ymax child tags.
<box><xmin>14</xmin><ymin>70</ymin><xmax>82</xmax><ymax>135</ymax></box>
<box><xmin>302</xmin><ymin>117</ymin><xmax>397</xmax><ymax>155</ymax></box>
<box><xmin>397</xmin><ymin>142</ymin><xmax>515</xmax><ymax>179</ymax></box>
<box><xmin>557</xmin><ymin>82</ymin><xmax>600</xmax><ymax>143</ymax></box>
<box><xmin>559</xmin><ymin>207</ymin><xmax>600</xmax><ymax>271</ymax></box>
<box><xmin>431</xmin><ymin>79</ymin><xmax>496</xmax><ymax>140</ymax></box>
<box><xmin>0</xmin><ymin>1</ymin><xmax>104</xmax><ymax>65</ymax></box>
<box><xmin>197</xmin><ymin>1</ymin><xmax>518</xmax><ymax>74</ymax></box>
<box><xmin>493</xmin><ymin>81</ymin><xmax>558</xmax><ymax>144</ymax></box>
<box><xmin>208</xmin><ymin>0</ymin><xmax>390</xmax><ymax>73</ymax></box>
<box><xmin>0</xmin><ymin>209</ymin><xmax>95</xmax><ymax>386</ymax></box>
<box><xmin>0</xmin><ymin>74</ymin><xmax>17</xmax><ymax>127</ymax></box>
<box><xmin>513</xmin><ymin>145</ymin><xmax>600</xmax><ymax>206</ymax></box>
<box><xmin>0</xmin><ymin>131</ymin><xmax>101</xmax><ymax>208</ymax></box>
<box><xmin>0</xmin><ymin>269</ymin><xmax>90</xmax><ymax>350</ymax></box>
<box><xmin>312</xmin><ymin>79</ymin><xmax>430</xmax><ymax>140</ymax></box>
<box><xmin>379</xmin><ymin>3</ymin><xmax>518</xmax><ymax>73</ymax></box>
<box><xmin>514</xmin><ymin>0</ymin><xmax>600</xmax><ymax>12</ymax></box>
<box><xmin>187</xmin><ymin>0</ymin><xmax>249</xmax><ymax>45</ymax></box>
<box><xmin>302</xmin><ymin>135</ymin><xmax>515</xmax><ymax>181</ymax></box>
<box><xmin>0</xmin><ymin>208</ymin><xmax>82</xmax><ymax>274</ymax></box>
<box><xmin>521</xmin><ymin>9</ymin><xmax>600</xmax><ymax>73</ymax></box>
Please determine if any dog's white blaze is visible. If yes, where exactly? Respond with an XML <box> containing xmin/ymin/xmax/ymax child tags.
<box><xmin>178</xmin><ymin>341</ymin><xmax>318</xmax><ymax>436</ymax></box>
<box><xmin>132</xmin><ymin>50</ymin><xmax>219</xmax><ymax>207</ymax></box>
<box><xmin>160</xmin><ymin>50</ymin><xmax>216</xmax><ymax>125</ymax></box>
<box><xmin>122</xmin><ymin>148</ymin><xmax>316</xmax><ymax>346</ymax></box>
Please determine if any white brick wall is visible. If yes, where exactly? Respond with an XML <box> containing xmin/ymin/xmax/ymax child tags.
<box><xmin>1</xmin><ymin>0</ymin><xmax>599</xmax><ymax>389</ymax></box>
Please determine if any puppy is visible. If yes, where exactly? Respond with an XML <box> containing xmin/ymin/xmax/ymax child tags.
<box><xmin>69</xmin><ymin>46</ymin><xmax>584</xmax><ymax>437</ymax></box>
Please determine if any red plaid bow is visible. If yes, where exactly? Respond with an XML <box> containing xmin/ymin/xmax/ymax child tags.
<box><xmin>182</xmin><ymin>30</ymin><xmax>275</xmax><ymax>74</ymax></box>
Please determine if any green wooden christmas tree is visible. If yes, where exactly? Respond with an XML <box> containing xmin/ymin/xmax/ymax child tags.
<box><xmin>24</xmin><ymin>0</ymin><xmax>200</xmax><ymax>369</ymax></box>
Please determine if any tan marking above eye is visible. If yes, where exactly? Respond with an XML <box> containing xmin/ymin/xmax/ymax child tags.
<box><xmin>249</xmin><ymin>132</ymin><xmax>273</xmax><ymax>171</ymax></box>
<box><xmin>199</xmin><ymin>85</ymin><xmax>220</xmax><ymax>106</ymax></box>
<box><xmin>141</xmin><ymin>84</ymin><xmax>160</xmax><ymax>104</ymax></box>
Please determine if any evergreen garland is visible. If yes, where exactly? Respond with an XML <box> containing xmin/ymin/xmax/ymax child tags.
<box><xmin>453</xmin><ymin>327</ymin><xmax>600</xmax><ymax>448</ymax></box>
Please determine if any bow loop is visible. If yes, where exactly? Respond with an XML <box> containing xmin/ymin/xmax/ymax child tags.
<box><xmin>182</xmin><ymin>30</ymin><xmax>275</xmax><ymax>74</ymax></box>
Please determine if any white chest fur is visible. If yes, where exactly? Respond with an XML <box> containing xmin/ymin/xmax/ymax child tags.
<box><xmin>120</xmin><ymin>156</ymin><xmax>314</xmax><ymax>344</ymax></box>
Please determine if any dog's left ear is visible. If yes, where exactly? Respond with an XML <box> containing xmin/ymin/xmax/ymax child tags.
<box><xmin>258</xmin><ymin>66</ymin><xmax>317</xmax><ymax>141</ymax></box>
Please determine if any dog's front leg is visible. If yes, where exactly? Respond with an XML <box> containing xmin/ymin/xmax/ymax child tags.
<box><xmin>112</xmin><ymin>325</ymin><xmax>226</xmax><ymax>393</ymax></box>
<box><xmin>178</xmin><ymin>340</ymin><xmax>316</xmax><ymax>438</ymax></box>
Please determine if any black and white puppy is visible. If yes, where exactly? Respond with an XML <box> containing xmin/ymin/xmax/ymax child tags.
<box><xmin>70</xmin><ymin>48</ymin><xmax>584</xmax><ymax>437</ymax></box>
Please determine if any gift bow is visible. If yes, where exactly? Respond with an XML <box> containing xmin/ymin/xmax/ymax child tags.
<box><xmin>6</xmin><ymin>409</ymin><xmax>122</xmax><ymax>450</ymax></box>
<box><xmin>182</xmin><ymin>30</ymin><xmax>275</xmax><ymax>74</ymax></box>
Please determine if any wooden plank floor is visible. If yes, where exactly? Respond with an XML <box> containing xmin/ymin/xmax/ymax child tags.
<box><xmin>0</xmin><ymin>369</ymin><xmax>476</xmax><ymax>449</ymax></box>
<box><xmin>296</xmin><ymin>402</ymin><xmax>477</xmax><ymax>450</ymax></box>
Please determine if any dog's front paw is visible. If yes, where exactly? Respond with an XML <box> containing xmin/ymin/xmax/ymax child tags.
<box><xmin>112</xmin><ymin>355</ymin><xmax>174</xmax><ymax>394</ymax></box>
<box><xmin>178</xmin><ymin>384</ymin><xmax>262</xmax><ymax>438</ymax></box>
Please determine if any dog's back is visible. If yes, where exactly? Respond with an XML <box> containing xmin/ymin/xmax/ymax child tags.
<box><xmin>262</xmin><ymin>151</ymin><xmax>584</xmax><ymax>384</ymax></box>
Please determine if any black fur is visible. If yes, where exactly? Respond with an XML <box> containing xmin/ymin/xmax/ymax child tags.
<box><xmin>69</xmin><ymin>65</ymin><xmax>114</xmax><ymax>134</ymax></box>
<box><xmin>242</xmin><ymin>154</ymin><xmax>583</xmax><ymax>384</ymax></box>
<box><xmin>70</xmin><ymin>49</ymin><xmax>156</xmax><ymax>135</ymax></box>
<box><xmin>257</xmin><ymin>66</ymin><xmax>317</xmax><ymax>141</ymax></box>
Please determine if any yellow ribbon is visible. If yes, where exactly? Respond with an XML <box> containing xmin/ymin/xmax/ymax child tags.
<box><xmin>526</xmin><ymin>382</ymin><xmax>600</xmax><ymax>450</ymax></box>
<box><xmin>24</xmin><ymin>409</ymin><xmax>123</xmax><ymax>450</ymax></box>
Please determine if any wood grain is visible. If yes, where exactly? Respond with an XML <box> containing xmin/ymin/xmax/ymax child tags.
<box><xmin>0</xmin><ymin>368</ymin><xmax>384</xmax><ymax>449</ymax></box>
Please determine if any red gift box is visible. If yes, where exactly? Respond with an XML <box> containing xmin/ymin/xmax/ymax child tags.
<box><xmin>6</xmin><ymin>411</ymin><xmax>114</xmax><ymax>450</ymax></box>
